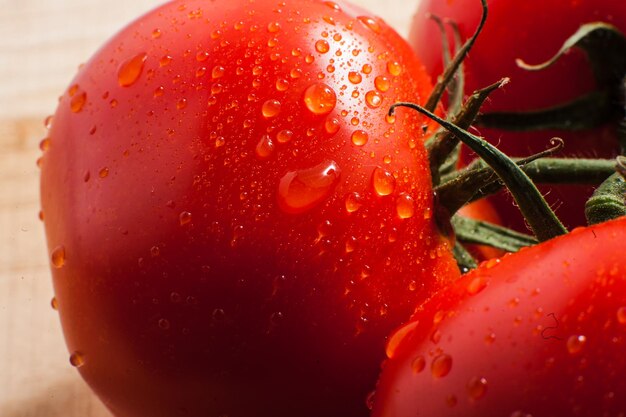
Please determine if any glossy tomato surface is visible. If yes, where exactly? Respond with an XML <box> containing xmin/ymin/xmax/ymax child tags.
<box><xmin>372</xmin><ymin>217</ymin><xmax>626</xmax><ymax>417</ymax></box>
<box><xmin>39</xmin><ymin>1</ymin><xmax>460</xmax><ymax>416</ymax></box>
<box><xmin>410</xmin><ymin>0</ymin><xmax>626</xmax><ymax>230</ymax></box>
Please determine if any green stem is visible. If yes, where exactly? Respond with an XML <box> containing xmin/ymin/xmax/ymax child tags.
<box><xmin>585</xmin><ymin>168</ymin><xmax>626</xmax><ymax>225</ymax></box>
<box><xmin>451</xmin><ymin>242</ymin><xmax>477</xmax><ymax>273</ymax></box>
<box><xmin>390</xmin><ymin>102</ymin><xmax>568</xmax><ymax>241</ymax></box>
<box><xmin>427</xmin><ymin>79</ymin><xmax>509</xmax><ymax>184</ymax></box>
<box><xmin>424</xmin><ymin>0</ymin><xmax>488</xmax><ymax>112</ymax></box>
<box><xmin>452</xmin><ymin>216</ymin><xmax>538</xmax><ymax>252</ymax></box>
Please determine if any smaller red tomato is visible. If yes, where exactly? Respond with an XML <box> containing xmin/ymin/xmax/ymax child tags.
<box><xmin>372</xmin><ymin>217</ymin><xmax>626</xmax><ymax>417</ymax></box>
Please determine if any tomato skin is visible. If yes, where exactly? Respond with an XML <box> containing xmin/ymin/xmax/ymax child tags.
<box><xmin>410</xmin><ymin>0</ymin><xmax>626</xmax><ymax>230</ymax></box>
<box><xmin>40</xmin><ymin>1</ymin><xmax>460</xmax><ymax>416</ymax></box>
<box><xmin>372</xmin><ymin>217</ymin><xmax>626</xmax><ymax>417</ymax></box>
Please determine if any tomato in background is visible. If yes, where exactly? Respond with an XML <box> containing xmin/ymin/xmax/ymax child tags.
<box><xmin>410</xmin><ymin>0</ymin><xmax>626</xmax><ymax>231</ymax></box>
<box><xmin>457</xmin><ymin>199</ymin><xmax>504</xmax><ymax>260</ymax></box>
<box><xmin>372</xmin><ymin>216</ymin><xmax>626</xmax><ymax>417</ymax></box>
<box><xmin>39</xmin><ymin>1</ymin><xmax>460</xmax><ymax>416</ymax></box>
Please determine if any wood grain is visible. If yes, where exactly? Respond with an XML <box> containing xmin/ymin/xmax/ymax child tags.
<box><xmin>0</xmin><ymin>0</ymin><xmax>418</xmax><ymax>415</ymax></box>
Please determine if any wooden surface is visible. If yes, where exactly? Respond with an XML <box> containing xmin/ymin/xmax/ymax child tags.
<box><xmin>0</xmin><ymin>0</ymin><xmax>420</xmax><ymax>415</ymax></box>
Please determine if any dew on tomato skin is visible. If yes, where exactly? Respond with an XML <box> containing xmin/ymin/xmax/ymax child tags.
<box><xmin>396</xmin><ymin>193</ymin><xmax>415</xmax><ymax>219</ymax></box>
<box><xmin>411</xmin><ymin>355</ymin><xmax>426</xmax><ymax>373</ymax></box>
<box><xmin>324</xmin><ymin>1</ymin><xmax>341</xmax><ymax>11</ymax></box>
<box><xmin>50</xmin><ymin>297</ymin><xmax>58</xmax><ymax>311</ymax></box>
<box><xmin>261</xmin><ymin>99</ymin><xmax>281</xmax><ymax>118</ymax></box>
<box><xmin>150</xmin><ymin>246</ymin><xmax>160</xmax><ymax>257</ymax></box>
<box><xmin>374</xmin><ymin>75</ymin><xmax>391</xmax><ymax>92</ymax></box>
<box><xmin>275</xmin><ymin>78</ymin><xmax>289</xmax><ymax>91</ymax></box>
<box><xmin>365</xmin><ymin>90</ymin><xmax>383</xmax><ymax>108</ymax></box>
<box><xmin>98</xmin><ymin>167</ymin><xmax>109</xmax><ymax>178</ymax></box>
<box><xmin>566</xmin><ymin>335</ymin><xmax>587</xmax><ymax>355</ymax></box>
<box><xmin>357</xmin><ymin>16</ymin><xmax>381</xmax><ymax>33</ymax></box>
<box><xmin>51</xmin><ymin>245</ymin><xmax>66</xmax><ymax>268</ymax></box>
<box><xmin>385</xmin><ymin>320</ymin><xmax>418</xmax><ymax>359</ymax></box>
<box><xmin>159</xmin><ymin>55</ymin><xmax>172</xmax><ymax>67</ymax></box>
<box><xmin>255</xmin><ymin>135</ymin><xmax>275</xmax><ymax>159</ymax></box>
<box><xmin>617</xmin><ymin>306</ymin><xmax>626</xmax><ymax>324</ymax></box>
<box><xmin>467</xmin><ymin>376</ymin><xmax>488</xmax><ymax>400</ymax></box>
<box><xmin>431</xmin><ymin>329</ymin><xmax>442</xmax><ymax>344</ymax></box>
<box><xmin>43</xmin><ymin>115</ymin><xmax>54</xmax><ymax>129</ymax></box>
<box><xmin>267</xmin><ymin>21</ymin><xmax>281</xmax><ymax>33</ymax></box>
<box><xmin>387</xmin><ymin>61</ymin><xmax>402</xmax><ymax>76</ymax></box>
<box><xmin>351</xmin><ymin>130</ymin><xmax>368</xmax><ymax>146</ymax></box>
<box><xmin>315</xmin><ymin>39</ymin><xmax>330</xmax><ymax>54</ymax></box>
<box><xmin>69</xmin><ymin>352</ymin><xmax>85</xmax><ymax>368</ymax></box>
<box><xmin>371</xmin><ymin>167</ymin><xmax>396</xmax><ymax>196</ymax></box>
<box><xmin>158</xmin><ymin>318</ymin><xmax>170</xmax><ymax>330</ymax></box>
<box><xmin>345</xmin><ymin>236</ymin><xmax>357</xmax><ymax>253</ymax></box>
<box><xmin>212</xmin><ymin>308</ymin><xmax>226</xmax><ymax>322</ymax></box>
<box><xmin>467</xmin><ymin>276</ymin><xmax>487</xmax><ymax>295</ymax></box>
<box><xmin>345</xmin><ymin>192</ymin><xmax>363</xmax><ymax>213</ymax></box>
<box><xmin>70</xmin><ymin>90</ymin><xmax>87</xmax><ymax>113</ymax></box>
<box><xmin>179</xmin><ymin>211</ymin><xmax>192</xmax><ymax>226</ymax></box>
<box><xmin>117</xmin><ymin>52</ymin><xmax>147</xmax><ymax>87</ymax></box>
<box><xmin>38</xmin><ymin>210</ymin><xmax>44</xmax><ymax>222</ymax></box>
<box><xmin>348</xmin><ymin>71</ymin><xmax>362</xmax><ymax>84</ymax></box>
<box><xmin>485</xmin><ymin>332</ymin><xmax>496</xmax><ymax>344</ymax></box>
<box><xmin>303</xmin><ymin>82</ymin><xmax>337</xmax><ymax>115</ymax></box>
<box><xmin>211</xmin><ymin>65</ymin><xmax>225</xmax><ymax>79</ymax></box>
<box><xmin>431</xmin><ymin>354</ymin><xmax>453</xmax><ymax>378</ymax></box>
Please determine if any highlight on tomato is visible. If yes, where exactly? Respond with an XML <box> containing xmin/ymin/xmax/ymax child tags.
<box><xmin>410</xmin><ymin>0</ymin><xmax>626</xmax><ymax>230</ymax></box>
<box><xmin>38</xmin><ymin>1</ymin><xmax>461</xmax><ymax>416</ymax></box>
<box><xmin>371</xmin><ymin>215</ymin><xmax>626</xmax><ymax>417</ymax></box>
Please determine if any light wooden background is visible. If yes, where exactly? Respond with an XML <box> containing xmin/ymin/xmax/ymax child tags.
<box><xmin>0</xmin><ymin>0</ymin><xmax>419</xmax><ymax>415</ymax></box>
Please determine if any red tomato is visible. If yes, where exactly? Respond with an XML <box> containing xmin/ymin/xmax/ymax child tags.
<box><xmin>371</xmin><ymin>217</ymin><xmax>626</xmax><ymax>416</ymax></box>
<box><xmin>39</xmin><ymin>1</ymin><xmax>460</xmax><ymax>416</ymax></box>
<box><xmin>410</xmin><ymin>0</ymin><xmax>626</xmax><ymax>230</ymax></box>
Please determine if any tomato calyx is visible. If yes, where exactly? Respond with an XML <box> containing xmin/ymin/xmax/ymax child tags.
<box><xmin>585</xmin><ymin>156</ymin><xmax>626</xmax><ymax>224</ymax></box>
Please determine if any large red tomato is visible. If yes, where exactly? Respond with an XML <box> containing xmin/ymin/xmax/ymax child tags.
<box><xmin>371</xmin><ymin>216</ymin><xmax>626</xmax><ymax>416</ymax></box>
<box><xmin>410</xmin><ymin>0</ymin><xmax>626</xmax><ymax>230</ymax></box>
<box><xmin>39</xmin><ymin>1</ymin><xmax>460</xmax><ymax>416</ymax></box>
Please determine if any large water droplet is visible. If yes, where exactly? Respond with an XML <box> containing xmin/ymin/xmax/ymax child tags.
<box><xmin>278</xmin><ymin>160</ymin><xmax>341</xmax><ymax>214</ymax></box>
<box><xmin>276</xmin><ymin>129</ymin><xmax>293</xmax><ymax>143</ymax></box>
<box><xmin>315</xmin><ymin>39</ymin><xmax>330</xmax><ymax>53</ymax></box>
<box><xmin>396</xmin><ymin>193</ymin><xmax>415</xmax><ymax>218</ymax></box>
<box><xmin>345</xmin><ymin>192</ymin><xmax>363</xmax><ymax>213</ymax></box>
<box><xmin>117</xmin><ymin>52</ymin><xmax>148</xmax><ymax>87</ymax></box>
<box><xmin>51</xmin><ymin>245</ymin><xmax>66</xmax><ymax>268</ymax></box>
<box><xmin>179</xmin><ymin>211</ymin><xmax>192</xmax><ymax>225</ymax></box>
<box><xmin>375</xmin><ymin>75</ymin><xmax>391</xmax><ymax>92</ymax></box>
<box><xmin>69</xmin><ymin>351</ymin><xmax>85</xmax><ymax>367</ymax></box>
<box><xmin>467</xmin><ymin>376</ymin><xmax>488</xmax><ymax>400</ymax></box>
<box><xmin>357</xmin><ymin>16</ymin><xmax>381</xmax><ymax>33</ymax></box>
<box><xmin>303</xmin><ymin>82</ymin><xmax>337</xmax><ymax>115</ymax></box>
<box><xmin>351</xmin><ymin>130</ymin><xmax>368</xmax><ymax>146</ymax></box>
<box><xmin>371</xmin><ymin>167</ymin><xmax>395</xmax><ymax>196</ymax></box>
<box><xmin>617</xmin><ymin>306</ymin><xmax>626</xmax><ymax>324</ymax></box>
<box><xmin>385</xmin><ymin>320</ymin><xmax>418</xmax><ymax>359</ymax></box>
<box><xmin>262</xmin><ymin>99</ymin><xmax>281</xmax><ymax>118</ymax></box>
<box><xmin>566</xmin><ymin>334</ymin><xmax>587</xmax><ymax>355</ymax></box>
<box><xmin>255</xmin><ymin>135</ymin><xmax>275</xmax><ymax>159</ymax></box>
<box><xmin>431</xmin><ymin>354</ymin><xmax>452</xmax><ymax>378</ymax></box>
<box><xmin>348</xmin><ymin>71</ymin><xmax>362</xmax><ymax>84</ymax></box>
<box><xmin>365</xmin><ymin>90</ymin><xmax>383</xmax><ymax>108</ymax></box>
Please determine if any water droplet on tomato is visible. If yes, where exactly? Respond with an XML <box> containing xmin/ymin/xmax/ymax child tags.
<box><xmin>371</xmin><ymin>167</ymin><xmax>395</xmax><ymax>196</ymax></box>
<box><xmin>348</xmin><ymin>71</ymin><xmax>362</xmax><ymax>84</ymax></box>
<box><xmin>375</xmin><ymin>75</ymin><xmax>391</xmax><ymax>92</ymax></box>
<box><xmin>303</xmin><ymin>82</ymin><xmax>336</xmax><ymax>115</ymax></box>
<box><xmin>261</xmin><ymin>99</ymin><xmax>281</xmax><ymax>118</ymax></box>
<box><xmin>255</xmin><ymin>135</ymin><xmax>275</xmax><ymax>159</ymax></box>
<box><xmin>467</xmin><ymin>276</ymin><xmax>487</xmax><ymax>295</ymax></box>
<box><xmin>51</xmin><ymin>297</ymin><xmax>59</xmax><ymax>310</ymax></box>
<box><xmin>345</xmin><ymin>236</ymin><xmax>357</xmax><ymax>253</ymax></box>
<box><xmin>212</xmin><ymin>308</ymin><xmax>226</xmax><ymax>322</ymax></box>
<box><xmin>276</xmin><ymin>129</ymin><xmax>293</xmax><ymax>144</ymax></box>
<box><xmin>158</xmin><ymin>318</ymin><xmax>170</xmax><ymax>330</ymax></box>
<box><xmin>566</xmin><ymin>334</ymin><xmax>587</xmax><ymax>355</ymax></box>
<box><xmin>278</xmin><ymin>160</ymin><xmax>341</xmax><ymax>214</ymax></box>
<box><xmin>351</xmin><ymin>130</ymin><xmax>368</xmax><ymax>146</ymax></box>
<box><xmin>70</xmin><ymin>90</ymin><xmax>87</xmax><ymax>113</ymax></box>
<box><xmin>117</xmin><ymin>52</ymin><xmax>147</xmax><ymax>87</ymax></box>
<box><xmin>212</xmin><ymin>65</ymin><xmax>225</xmax><ymax>79</ymax></box>
<box><xmin>159</xmin><ymin>55</ymin><xmax>172</xmax><ymax>66</ymax></box>
<box><xmin>345</xmin><ymin>192</ymin><xmax>363</xmax><ymax>213</ymax></box>
<box><xmin>365</xmin><ymin>90</ymin><xmax>383</xmax><ymax>108</ymax></box>
<box><xmin>323</xmin><ymin>1</ymin><xmax>341</xmax><ymax>10</ymax></box>
<box><xmin>467</xmin><ymin>376</ymin><xmax>488</xmax><ymax>400</ymax></box>
<box><xmin>431</xmin><ymin>354</ymin><xmax>452</xmax><ymax>378</ymax></box>
<box><xmin>365</xmin><ymin>391</ymin><xmax>376</xmax><ymax>410</ymax></box>
<box><xmin>69</xmin><ymin>352</ymin><xmax>84</xmax><ymax>367</ymax></box>
<box><xmin>325</xmin><ymin>117</ymin><xmax>340</xmax><ymax>134</ymax></box>
<box><xmin>357</xmin><ymin>16</ymin><xmax>381</xmax><ymax>33</ymax></box>
<box><xmin>396</xmin><ymin>193</ymin><xmax>415</xmax><ymax>219</ymax></box>
<box><xmin>315</xmin><ymin>39</ymin><xmax>330</xmax><ymax>53</ymax></box>
<box><xmin>51</xmin><ymin>246</ymin><xmax>66</xmax><ymax>268</ymax></box>
<box><xmin>99</xmin><ymin>167</ymin><xmax>109</xmax><ymax>178</ymax></box>
<box><xmin>617</xmin><ymin>306</ymin><xmax>626</xmax><ymax>324</ymax></box>
<box><xmin>44</xmin><ymin>115</ymin><xmax>54</xmax><ymax>129</ymax></box>
<box><xmin>385</xmin><ymin>320</ymin><xmax>418</xmax><ymax>359</ymax></box>
<box><xmin>408</xmin><ymin>355</ymin><xmax>425</xmax><ymax>374</ymax></box>
<box><xmin>267</xmin><ymin>21</ymin><xmax>281</xmax><ymax>33</ymax></box>
<box><xmin>39</xmin><ymin>138</ymin><xmax>50</xmax><ymax>152</ymax></box>
<box><xmin>387</xmin><ymin>61</ymin><xmax>402</xmax><ymax>76</ymax></box>
<box><xmin>275</xmin><ymin>78</ymin><xmax>289</xmax><ymax>91</ymax></box>
<box><xmin>431</xmin><ymin>329</ymin><xmax>442</xmax><ymax>344</ymax></box>
<box><xmin>179</xmin><ymin>211</ymin><xmax>192</xmax><ymax>225</ymax></box>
